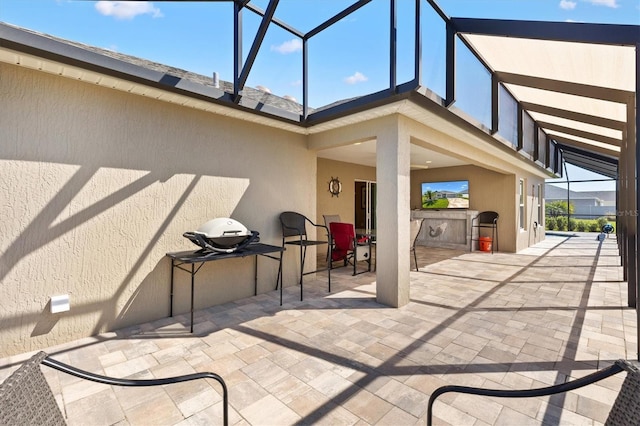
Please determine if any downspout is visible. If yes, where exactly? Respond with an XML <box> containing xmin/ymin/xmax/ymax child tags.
<box><xmin>564</xmin><ymin>160</ymin><xmax>570</xmax><ymax>231</ymax></box>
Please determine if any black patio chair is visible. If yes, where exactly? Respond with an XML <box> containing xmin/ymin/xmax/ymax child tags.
<box><xmin>279</xmin><ymin>211</ymin><xmax>331</xmax><ymax>304</ymax></box>
<box><xmin>427</xmin><ymin>359</ymin><xmax>639</xmax><ymax>426</ymax></box>
<box><xmin>470</xmin><ymin>211</ymin><xmax>499</xmax><ymax>253</ymax></box>
<box><xmin>410</xmin><ymin>218</ymin><xmax>425</xmax><ymax>271</ymax></box>
<box><xmin>0</xmin><ymin>351</ymin><xmax>229</xmax><ymax>426</ymax></box>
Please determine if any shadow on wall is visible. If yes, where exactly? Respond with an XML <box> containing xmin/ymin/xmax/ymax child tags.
<box><xmin>2</xmin><ymin>169</ymin><xmax>201</xmax><ymax>343</ymax></box>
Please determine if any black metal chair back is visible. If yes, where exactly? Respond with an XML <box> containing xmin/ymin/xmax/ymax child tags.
<box><xmin>478</xmin><ymin>211</ymin><xmax>499</xmax><ymax>224</ymax></box>
<box><xmin>280</xmin><ymin>211</ymin><xmax>309</xmax><ymax>239</ymax></box>
<box><xmin>278</xmin><ymin>211</ymin><xmax>331</xmax><ymax>303</ymax></box>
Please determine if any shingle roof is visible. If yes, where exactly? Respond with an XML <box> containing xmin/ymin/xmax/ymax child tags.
<box><xmin>0</xmin><ymin>21</ymin><xmax>308</xmax><ymax>116</ymax></box>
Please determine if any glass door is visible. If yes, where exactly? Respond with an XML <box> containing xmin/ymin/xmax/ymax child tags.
<box><xmin>355</xmin><ymin>180</ymin><xmax>377</xmax><ymax>233</ymax></box>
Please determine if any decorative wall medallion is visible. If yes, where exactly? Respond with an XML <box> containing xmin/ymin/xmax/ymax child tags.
<box><xmin>328</xmin><ymin>176</ymin><xmax>342</xmax><ymax>197</ymax></box>
<box><xmin>429</xmin><ymin>222</ymin><xmax>448</xmax><ymax>238</ymax></box>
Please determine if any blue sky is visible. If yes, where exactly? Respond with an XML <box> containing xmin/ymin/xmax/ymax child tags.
<box><xmin>1</xmin><ymin>0</ymin><xmax>634</xmax><ymax>188</ymax></box>
<box><xmin>1</xmin><ymin>0</ymin><xmax>636</xmax><ymax>107</ymax></box>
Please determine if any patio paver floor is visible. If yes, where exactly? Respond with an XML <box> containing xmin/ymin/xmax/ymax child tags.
<box><xmin>0</xmin><ymin>233</ymin><xmax>635</xmax><ymax>425</ymax></box>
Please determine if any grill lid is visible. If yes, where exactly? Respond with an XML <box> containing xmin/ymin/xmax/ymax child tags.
<box><xmin>183</xmin><ymin>217</ymin><xmax>259</xmax><ymax>254</ymax></box>
<box><xmin>195</xmin><ymin>218</ymin><xmax>251</xmax><ymax>239</ymax></box>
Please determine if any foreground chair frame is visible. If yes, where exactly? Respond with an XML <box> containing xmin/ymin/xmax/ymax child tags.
<box><xmin>427</xmin><ymin>359</ymin><xmax>639</xmax><ymax>426</ymax></box>
<box><xmin>0</xmin><ymin>351</ymin><xmax>229</xmax><ymax>426</ymax></box>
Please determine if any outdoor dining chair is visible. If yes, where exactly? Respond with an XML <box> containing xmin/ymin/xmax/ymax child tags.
<box><xmin>0</xmin><ymin>351</ymin><xmax>229</xmax><ymax>426</ymax></box>
<box><xmin>279</xmin><ymin>211</ymin><xmax>331</xmax><ymax>304</ymax></box>
<box><xmin>374</xmin><ymin>220</ymin><xmax>423</xmax><ymax>272</ymax></box>
<box><xmin>427</xmin><ymin>359</ymin><xmax>640</xmax><ymax>426</ymax></box>
<box><xmin>410</xmin><ymin>218</ymin><xmax>425</xmax><ymax>271</ymax></box>
<box><xmin>470</xmin><ymin>211</ymin><xmax>499</xmax><ymax>253</ymax></box>
<box><xmin>329</xmin><ymin>222</ymin><xmax>371</xmax><ymax>275</ymax></box>
<box><xmin>323</xmin><ymin>214</ymin><xmax>341</xmax><ymax>260</ymax></box>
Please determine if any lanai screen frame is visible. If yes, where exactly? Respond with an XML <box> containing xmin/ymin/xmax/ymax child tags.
<box><xmin>226</xmin><ymin>0</ymin><xmax>638</xmax><ymax>359</ymax></box>
<box><xmin>3</xmin><ymin>0</ymin><xmax>634</xmax><ymax>358</ymax></box>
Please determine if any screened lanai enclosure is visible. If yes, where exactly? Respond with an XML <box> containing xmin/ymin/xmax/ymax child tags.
<box><xmin>0</xmin><ymin>0</ymin><xmax>638</xmax><ymax>358</ymax></box>
<box><xmin>169</xmin><ymin>0</ymin><xmax>638</xmax><ymax>355</ymax></box>
<box><xmin>155</xmin><ymin>0</ymin><xmax>637</xmax><ymax>296</ymax></box>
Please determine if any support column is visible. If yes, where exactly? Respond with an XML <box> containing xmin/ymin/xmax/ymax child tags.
<box><xmin>626</xmin><ymin>96</ymin><xmax>637</xmax><ymax>309</ymax></box>
<box><xmin>376</xmin><ymin>116</ymin><xmax>411</xmax><ymax>307</ymax></box>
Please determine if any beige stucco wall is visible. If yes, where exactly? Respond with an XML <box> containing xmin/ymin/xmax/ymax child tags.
<box><xmin>0</xmin><ymin>63</ymin><xmax>316</xmax><ymax>357</ymax></box>
<box><xmin>1</xmin><ymin>59</ymin><xmax>550</xmax><ymax>356</ymax></box>
<box><xmin>317</xmin><ymin>161</ymin><xmax>546</xmax><ymax>254</ymax></box>
<box><xmin>316</xmin><ymin>158</ymin><xmax>376</xmax><ymax>225</ymax></box>
<box><xmin>411</xmin><ymin>165</ymin><xmax>546</xmax><ymax>252</ymax></box>
<box><xmin>515</xmin><ymin>171</ymin><xmax>547</xmax><ymax>251</ymax></box>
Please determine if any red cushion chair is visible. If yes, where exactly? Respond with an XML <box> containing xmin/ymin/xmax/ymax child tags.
<box><xmin>329</xmin><ymin>222</ymin><xmax>371</xmax><ymax>275</ymax></box>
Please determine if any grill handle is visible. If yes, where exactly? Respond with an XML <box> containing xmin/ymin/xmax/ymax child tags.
<box><xmin>183</xmin><ymin>231</ymin><xmax>260</xmax><ymax>254</ymax></box>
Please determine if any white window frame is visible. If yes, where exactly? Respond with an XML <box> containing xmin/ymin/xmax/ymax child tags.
<box><xmin>537</xmin><ymin>184</ymin><xmax>543</xmax><ymax>228</ymax></box>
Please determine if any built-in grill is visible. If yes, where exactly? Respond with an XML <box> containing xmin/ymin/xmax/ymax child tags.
<box><xmin>183</xmin><ymin>218</ymin><xmax>259</xmax><ymax>254</ymax></box>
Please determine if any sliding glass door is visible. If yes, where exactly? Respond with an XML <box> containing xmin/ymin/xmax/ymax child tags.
<box><xmin>355</xmin><ymin>180</ymin><xmax>377</xmax><ymax>233</ymax></box>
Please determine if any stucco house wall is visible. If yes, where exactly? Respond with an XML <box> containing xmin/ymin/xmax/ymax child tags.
<box><xmin>411</xmin><ymin>166</ymin><xmax>545</xmax><ymax>252</ymax></box>
<box><xmin>0</xmin><ymin>62</ymin><xmax>316</xmax><ymax>357</ymax></box>
<box><xmin>317</xmin><ymin>162</ymin><xmax>546</xmax><ymax>254</ymax></box>
<box><xmin>317</xmin><ymin>158</ymin><xmax>376</xmax><ymax>225</ymax></box>
<box><xmin>0</xmin><ymin>33</ymin><xmax>550</xmax><ymax>357</ymax></box>
<box><xmin>515</xmin><ymin>172</ymin><xmax>547</xmax><ymax>250</ymax></box>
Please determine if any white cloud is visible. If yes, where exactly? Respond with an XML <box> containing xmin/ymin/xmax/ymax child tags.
<box><xmin>271</xmin><ymin>39</ymin><xmax>302</xmax><ymax>54</ymax></box>
<box><xmin>95</xmin><ymin>1</ymin><xmax>163</xmax><ymax>20</ymax></box>
<box><xmin>344</xmin><ymin>71</ymin><xmax>368</xmax><ymax>85</ymax></box>
<box><xmin>559</xmin><ymin>0</ymin><xmax>577</xmax><ymax>10</ymax></box>
<box><xmin>585</xmin><ymin>0</ymin><xmax>619</xmax><ymax>7</ymax></box>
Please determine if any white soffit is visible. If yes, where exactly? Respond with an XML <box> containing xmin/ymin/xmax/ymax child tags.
<box><xmin>464</xmin><ymin>34</ymin><xmax>635</xmax><ymax>91</ymax></box>
<box><xmin>527</xmin><ymin>111</ymin><xmax>623</xmax><ymax>140</ymax></box>
<box><xmin>503</xmin><ymin>84</ymin><xmax>628</xmax><ymax>122</ymax></box>
<box><xmin>545</xmin><ymin>131</ymin><xmax>621</xmax><ymax>152</ymax></box>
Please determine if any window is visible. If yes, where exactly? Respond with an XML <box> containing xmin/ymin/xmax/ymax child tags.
<box><xmin>519</xmin><ymin>179</ymin><xmax>526</xmax><ymax>230</ymax></box>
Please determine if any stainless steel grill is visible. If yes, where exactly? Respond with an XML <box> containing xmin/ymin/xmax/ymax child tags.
<box><xmin>183</xmin><ymin>218</ymin><xmax>259</xmax><ymax>254</ymax></box>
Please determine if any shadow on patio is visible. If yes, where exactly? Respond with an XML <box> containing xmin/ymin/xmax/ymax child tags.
<box><xmin>0</xmin><ymin>233</ymin><xmax>634</xmax><ymax>425</ymax></box>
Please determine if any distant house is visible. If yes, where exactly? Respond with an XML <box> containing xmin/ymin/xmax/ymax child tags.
<box><xmin>545</xmin><ymin>184</ymin><xmax>616</xmax><ymax>219</ymax></box>
<box><xmin>434</xmin><ymin>190</ymin><xmax>467</xmax><ymax>199</ymax></box>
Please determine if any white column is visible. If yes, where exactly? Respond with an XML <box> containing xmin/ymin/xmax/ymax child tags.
<box><xmin>375</xmin><ymin>117</ymin><xmax>411</xmax><ymax>307</ymax></box>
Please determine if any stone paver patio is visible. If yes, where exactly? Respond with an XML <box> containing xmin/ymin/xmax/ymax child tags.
<box><xmin>0</xmin><ymin>233</ymin><xmax>635</xmax><ymax>425</ymax></box>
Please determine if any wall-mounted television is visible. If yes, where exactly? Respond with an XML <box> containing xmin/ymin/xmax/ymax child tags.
<box><xmin>421</xmin><ymin>180</ymin><xmax>469</xmax><ymax>209</ymax></box>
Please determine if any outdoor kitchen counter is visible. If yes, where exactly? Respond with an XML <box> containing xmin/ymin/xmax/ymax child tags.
<box><xmin>411</xmin><ymin>209</ymin><xmax>478</xmax><ymax>251</ymax></box>
<box><xmin>166</xmin><ymin>243</ymin><xmax>284</xmax><ymax>332</ymax></box>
